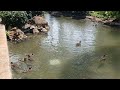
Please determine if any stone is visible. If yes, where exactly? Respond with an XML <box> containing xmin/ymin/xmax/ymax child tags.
<box><xmin>7</xmin><ymin>27</ymin><xmax>27</xmax><ymax>42</ymax></box>
<box><xmin>33</xmin><ymin>28</ymin><xmax>39</xmax><ymax>34</ymax></box>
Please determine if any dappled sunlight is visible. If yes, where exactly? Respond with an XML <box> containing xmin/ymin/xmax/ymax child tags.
<box><xmin>49</xmin><ymin>59</ymin><xmax>61</xmax><ymax>65</ymax></box>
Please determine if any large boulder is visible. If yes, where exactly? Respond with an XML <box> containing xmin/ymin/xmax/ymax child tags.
<box><xmin>32</xmin><ymin>16</ymin><xmax>48</xmax><ymax>26</ymax></box>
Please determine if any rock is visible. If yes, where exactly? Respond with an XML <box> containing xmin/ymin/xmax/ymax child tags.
<box><xmin>37</xmin><ymin>26</ymin><xmax>43</xmax><ymax>31</ymax></box>
<box><xmin>41</xmin><ymin>27</ymin><xmax>48</xmax><ymax>34</ymax></box>
<box><xmin>23</xmin><ymin>24</ymin><xmax>35</xmax><ymax>34</ymax></box>
<box><xmin>24</xmin><ymin>23</ymin><xmax>31</xmax><ymax>29</ymax></box>
<box><xmin>7</xmin><ymin>31</ymin><xmax>15</xmax><ymax>40</ymax></box>
<box><xmin>18</xmin><ymin>33</ymin><xmax>27</xmax><ymax>40</ymax></box>
<box><xmin>30</xmin><ymin>25</ymin><xmax>36</xmax><ymax>29</ymax></box>
<box><xmin>22</xmin><ymin>16</ymin><xmax>49</xmax><ymax>35</ymax></box>
<box><xmin>30</xmin><ymin>25</ymin><xmax>40</xmax><ymax>34</ymax></box>
<box><xmin>33</xmin><ymin>28</ymin><xmax>39</xmax><ymax>34</ymax></box>
<box><xmin>33</xmin><ymin>16</ymin><xmax>48</xmax><ymax>26</ymax></box>
<box><xmin>45</xmin><ymin>26</ymin><xmax>50</xmax><ymax>30</ymax></box>
<box><xmin>7</xmin><ymin>27</ymin><xmax>27</xmax><ymax>42</ymax></box>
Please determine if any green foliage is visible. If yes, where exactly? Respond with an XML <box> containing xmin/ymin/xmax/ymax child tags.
<box><xmin>90</xmin><ymin>11</ymin><xmax>105</xmax><ymax>18</ymax></box>
<box><xmin>90</xmin><ymin>11</ymin><xmax>120</xmax><ymax>19</ymax></box>
<box><xmin>0</xmin><ymin>11</ymin><xmax>29</xmax><ymax>29</ymax></box>
<box><xmin>26</xmin><ymin>11</ymin><xmax>43</xmax><ymax>18</ymax></box>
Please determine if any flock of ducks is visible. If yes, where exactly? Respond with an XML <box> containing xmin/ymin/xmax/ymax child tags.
<box><xmin>11</xmin><ymin>53</ymin><xmax>34</xmax><ymax>73</ymax></box>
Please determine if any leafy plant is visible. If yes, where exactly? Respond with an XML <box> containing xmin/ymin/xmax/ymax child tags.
<box><xmin>0</xmin><ymin>11</ymin><xmax>29</xmax><ymax>30</ymax></box>
<box><xmin>90</xmin><ymin>11</ymin><xmax>120</xmax><ymax>19</ymax></box>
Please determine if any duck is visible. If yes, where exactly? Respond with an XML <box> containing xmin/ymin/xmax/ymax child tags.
<box><xmin>11</xmin><ymin>62</ymin><xmax>16</xmax><ymax>69</ymax></box>
<box><xmin>28</xmin><ymin>66</ymin><xmax>32</xmax><ymax>72</ymax></box>
<box><xmin>22</xmin><ymin>66</ymin><xmax>32</xmax><ymax>73</ymax></box>
<box><xmin>11</xmin><ymin>62</ymin><xmax>20</xmax><ymax>69</ymax></box>
<box><xmin>100</xmin><ymin>54</ymin><xmax>107</xmax><ymax>62</ymax></box>
<box><xmin>26</xmin><ymin>53</ymin><xmax>34</xmax><ymax>61</ymax></box>
<box><xmin>76</xmin><ymin>41</ymin><xmax>81</xmax><ymax>47</ymax></box>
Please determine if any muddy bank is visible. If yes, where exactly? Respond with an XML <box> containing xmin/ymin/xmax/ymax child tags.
<box><xmin>48</xmin><ymin>11</ymin><xmax>88</xmax><ymax>19</ymax></box>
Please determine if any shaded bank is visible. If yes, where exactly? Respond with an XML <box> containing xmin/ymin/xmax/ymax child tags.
<box><xmin>47</xmin><ymin>11</ymin><xmax>88</xmax><ymax>19</ymax></box>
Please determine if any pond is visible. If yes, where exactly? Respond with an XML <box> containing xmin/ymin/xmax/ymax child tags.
<box><xmin>8</xmin><ymin>13</ymin><xmax>120</xmax><ymax>79</ymax></box>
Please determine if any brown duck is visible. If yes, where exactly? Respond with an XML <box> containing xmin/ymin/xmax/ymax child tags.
<box><xmin>76</xmin><ymin>41</ymin><xmax>81</xmax><ymax>47</ymax></box>
<box><xmin>100</xmin><ymin>55</ymin><xmax>107</xmax><ymax>62</ymax></box>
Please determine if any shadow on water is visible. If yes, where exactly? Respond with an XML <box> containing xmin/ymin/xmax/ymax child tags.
<box><xmin>59</xmin><ymin>51</ymin><xmax>98</xmax><ymax>79</ymax></box>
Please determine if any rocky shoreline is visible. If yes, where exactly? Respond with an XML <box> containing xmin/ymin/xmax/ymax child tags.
<box><xmin>6</xmin><ymin>16</ymin><xmax>50</xmax><ymax>43</ymax></box>
<box><xmin>4</xmin><ymin>13</ymin><xmax>120</xmax><ymax>43</ymax></box>
<box><xmin>86</xmin><ymin>16</ymin><xmax>120</xmax><ymax>27</ymax></box>
<box><xmin>48</xmin><ymin>11</ymin><xmax>120</xmax><ymax>27</ymax></box>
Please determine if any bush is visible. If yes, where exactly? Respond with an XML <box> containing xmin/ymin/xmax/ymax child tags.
<box><xmin>0</xmin><ymin>11</ymin><xmax>29</xmax><ymax>30</ymax></box>
<box><xmin>90</xmin><ymin>11</ymin><xmax>120</xmax><ymax>19</ymax></box>
<box><xmin>26</xmin><ymin>11</ymin><xmax>43</xmax><ymax>18</ymax></box>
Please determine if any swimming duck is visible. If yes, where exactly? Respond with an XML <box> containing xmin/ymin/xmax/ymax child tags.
<box><xmin>100</xmin><ymin>55</ymin><xmax>107</xmax><ymax>62</ymax></box>
<box><xmin>26</xmin><ymin>53</ymin><xmax>34</xmax><ymax>61</ymax></box>
<box><xmin>22</xmin><ymin>66</ymin><xmax>32</xmax><ymax>73</ymax></box>
<box><xmin>11</xmin><ymin>62</ymin><xmax>20</xmax><ymax>69</ymax></box>
<box><xmin>11</xmin><ymin>62</ymin><xmax>15</xmax><ymax>69</ymax></box>
<box><xmin>76</xmin><ymin>41</ymin><xmax>81</xmax><ymax>47</ymax></box>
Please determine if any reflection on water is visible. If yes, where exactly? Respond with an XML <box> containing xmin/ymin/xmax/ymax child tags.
<box><xmin>8</xmin><ymin>13</ymin><xmax>120</xmax><ymax>79</ymax></box>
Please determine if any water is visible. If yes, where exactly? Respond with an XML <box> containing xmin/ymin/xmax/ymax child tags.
<box><xmin>8</xmin><ymin>13</ymin><xmax>120</xmax><ymax>79</ymax></box>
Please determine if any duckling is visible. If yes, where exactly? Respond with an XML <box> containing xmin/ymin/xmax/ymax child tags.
<box><xmin>28</xmin><ymin>66</ymin><xmax>32</xmax><ymax>72</ymax></box>
<box><xmin>19</xmin><ymin>58</ymin><xmax>27</xmax><ymax>63</ymax></box>
<box><xmin>22</xmin><ymin>66</ymin><xmax>32</xmax><ymax>73</ymax></box>
<box><xmin>11</xmin><ymin>62</ymin><xmax>16</xmax><ymax>69</ymax></box>
<box><xmin>100</xmin><ymin>54</ymin><xmax>107</xmax><ymax>62</ymax></box>
<box><xmin>11</xmin><ymin>62</ymin><xmax>20</xmax><ymax>69</ymax></box>
<box><xmin>76</xmin><ymin>41</ymin><xmax>81</xmax><ymax>47</ymax></box>
<box><xmin>26</xmin><ymin>53</ymin><xmax>34</xmax><ymax>61</ymax></box>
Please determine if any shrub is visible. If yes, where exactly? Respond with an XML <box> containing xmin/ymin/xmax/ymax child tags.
<box><xmin>26</xmin><ymin>11</ymin><xmax>43</xmax><ymax>18</ymax></box>
<box><xmin>90</xmin><ymin>11</ymin><xmax>120</xmax><ymax>19</ymax></box>
<box><xmin>0</xmin><ymin>11</ymin><xmax>29</xmax><ymax>30</ymax></box>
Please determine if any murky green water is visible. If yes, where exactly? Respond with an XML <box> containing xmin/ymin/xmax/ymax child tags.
<box><xmin>8</xmin><ymin>13</ymin><xmax>120</xmax><ymax>79</ymax></box>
